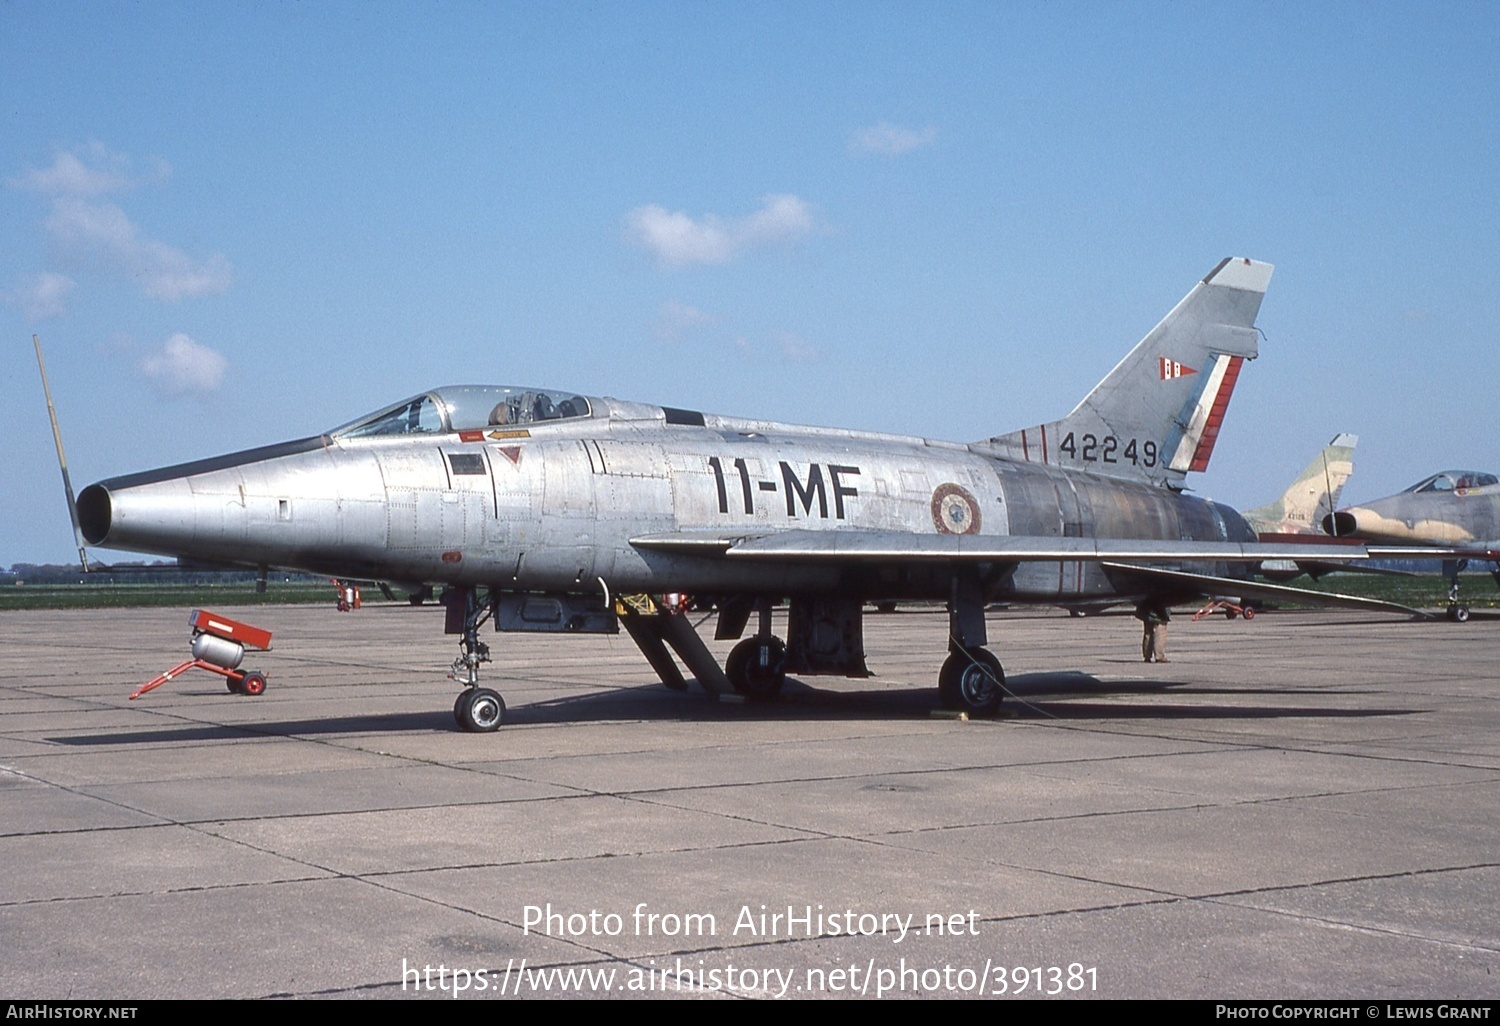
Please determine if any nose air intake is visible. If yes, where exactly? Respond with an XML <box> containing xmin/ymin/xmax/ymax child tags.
<box><xmin>1323</xmin><ymin>511</ymin><xmax>1358</xmax><ymax>537</ymax></box>
<box><xmin>77</xmin><ymin>484</ymin><xmax>113</xmax><ymax>545</ymax></box>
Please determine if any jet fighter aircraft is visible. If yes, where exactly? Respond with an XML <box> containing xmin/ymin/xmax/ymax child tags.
<box><xmin>1245</xmin><ymin>433</ymin><xmax>1358</xmax><ymax>540</ymax></box>
<box><xmin>1245</xmin><ymin>432</ymin><xmax>1359</xmax><ymax>583</ymax></box>
<box><xmin>1325</xmin><ymin>471</ymin><xmax>1500</xmax><ymax>621</ymax></box>
<box><xmin>77</xmin><ymin>257</ymin><xmax>1381</xmax><ymax>730</ymax></box>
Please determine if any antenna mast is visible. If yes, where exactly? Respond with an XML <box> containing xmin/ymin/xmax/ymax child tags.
<box><xmin>33</xmin><ymin>334</ymin><xmax>90</xmax><ymax>571</ymax></box>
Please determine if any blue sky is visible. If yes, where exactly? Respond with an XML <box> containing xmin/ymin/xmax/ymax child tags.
<box><xmin>4</xmin><ymin>2</ymin><xmax>1498</xmax><ymax>564</ymax></box>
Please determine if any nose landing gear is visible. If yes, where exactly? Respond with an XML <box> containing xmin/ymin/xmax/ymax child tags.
<box><xmin>447</xmin><ymin>587</ymin><xmax>502</xmax><ymax>732</ymax></box>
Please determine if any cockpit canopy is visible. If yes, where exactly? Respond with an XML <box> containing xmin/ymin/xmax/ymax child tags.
<box><xmin>1404</xmin><ymin>471</ymin><xmax>1498</xmax><ymax>494</ymax></box>
<box><xmin>332</xmin><ymin>385</ymin><xmax>594</xmax><ymax>439</ymax></box>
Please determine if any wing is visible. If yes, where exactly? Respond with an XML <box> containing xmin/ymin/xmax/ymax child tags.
<box><xmin>630</xmin><ymin>529</ymin><xmax>1372</xmax><ymax>564</ymax></box>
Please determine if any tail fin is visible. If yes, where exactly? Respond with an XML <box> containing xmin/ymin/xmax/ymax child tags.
<box><xmin>976</xmin><ymin>257</ymin><xmax>1273</xmax><ymax>489</ymax></box>
<box><xmin>1243</xmin><ymin>433</ymin><xmax>1358</xmax><ymax>536</ymax></box>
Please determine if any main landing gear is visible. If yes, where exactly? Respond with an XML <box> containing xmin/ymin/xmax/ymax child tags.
<box><xmin>726</xmin><ymin>636</ymin><xmax>787</xmax><ymax>699</ymax></box>
<box><xmin>938</xmin><ymin>646</ymin><xmax>1005</xmax><ymax>716</ymax></box>
<box><xmin>448</xmin><ymin>587</ymin><xmax>504</xmax><ymax>732</ymax></box>
<box><xmin>712</xmin><ymin>583</ymin><xmax>1009</xmax><ymax>715</ymax></box>
<box><xmin>937</xmin><ymin>570</ymin><xmax>1006</xmax><ymax>716</ymax></box>
<box><xmin>725</xmin><ymin>604</ymin><xmax>786</xmax><ymax>700</ymax></box>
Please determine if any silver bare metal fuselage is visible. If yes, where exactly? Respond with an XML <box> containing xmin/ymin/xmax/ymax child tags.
<box><xmin>77</xmin><ymin>401</ymin><xmax>1254</xmax><ymax>607</ymax></box>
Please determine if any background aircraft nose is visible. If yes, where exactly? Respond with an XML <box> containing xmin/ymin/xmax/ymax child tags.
<box><xmin>77</xmin><ymin>483</ymin><xmax>113</xmax><ymax>545</ymax></box>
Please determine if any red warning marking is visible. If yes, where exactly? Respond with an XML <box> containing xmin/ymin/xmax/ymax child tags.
<box><xmin>496</xmin><ymin>446</ymin><xmax>522</xmax><ymax>466</ymax></box>
<box><xmin>188</xmin><ymin>609</ymin><xmax>273</xmax><ymax>651</ymax></box>
<box><xmin>1159</xmin><ymin>357</ymin><xmax>1198</xmax><ymax>380</ymax></box>
<box><xmin>1188</xmin><ymin>356</ymin><xmax>1243</xmax><ymax>472</ymax></box>
<box><xmin>458</xmin><ymin>430</ymin><xmax>485</xmax><ymax>443</ymax></box>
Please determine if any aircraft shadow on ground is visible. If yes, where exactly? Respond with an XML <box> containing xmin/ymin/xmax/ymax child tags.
<box><xmin>46</xmin><ymin>669</ymin><xmax>1414</xmax><ymax>744</ymax></box>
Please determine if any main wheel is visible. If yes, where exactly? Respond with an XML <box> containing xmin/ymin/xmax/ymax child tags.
<box><xmin>1449</xmin><ymin>604</ymin><xmax>1471</xmax><ymax>623</ymax></box>
<box><xmin>938</xmin><ymin>648</ymin><xmax>1004</xmax><ymax>716</ymax></box>
<box><xmin>456</xmin><ymin>688</ymin><xmax>505</xmax><ymax>732</ymax></box>
<box><xmin>238</xmin><ymin>671</ymin><xmax>267</xmax><ymax>697</ymax></box>
<box><xmin>725</xmin><ymin>637</ymin><xmax>786</xmax><ymax>700</ymax></box>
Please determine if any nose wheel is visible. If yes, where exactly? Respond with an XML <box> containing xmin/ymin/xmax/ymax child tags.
<box><xmin>444</xmin><ymin>586</ymin><xmax>506</xmax><ymax>731</ymax></box>
<box><xmin>454</xmin><ymin>688</ymin><xmax>505</xmax><ymax>732</ymax></box>
<box><xmin>1443</xmin><ymin>560</ymin><xmax>1473</xmax><ymax>624</ymax></box>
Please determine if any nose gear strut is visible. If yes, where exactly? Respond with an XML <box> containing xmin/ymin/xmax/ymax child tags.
<box><xmin>445</xmin><ymin>587</ymin><xmax>504</xmax><ymax>732</ymax></box>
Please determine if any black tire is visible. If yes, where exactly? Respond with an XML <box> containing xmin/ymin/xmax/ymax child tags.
<box><xmin>239</xmin><ymin>671</ymin><xmax>267</xmax><ymax>697</ymax></box>
<box><xmin>1242</xmin><ymin>607</ymin><xmax>1255</xmax><ymax>621</ymax></box>
<box><xmin>938</xmin><ymin>648</ymin><xmax>1004</xmax><ymax>716</ymax></box>
<box><xmin>227</xmin><ymin>675</ymin><xmax>243</xmax><ymax>694</ymax></box>
<box><xmin>725</xmin><ymin>637</ymin><xmax>786</xmax><ymax>700</ymax></box>
<box><xmin>1449</xmin><ymin>604</ymin><xmax>1471</xmax><ymax>623</ymax></box>
<box><xmin>457</xmin><ymin>688</ymin><xmax>505</xmax><ymax>732</ymax></box>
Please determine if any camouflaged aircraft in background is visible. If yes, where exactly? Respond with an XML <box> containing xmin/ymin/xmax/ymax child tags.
<box><xmin>1326</xmin><ymin>471</ymin><xmax>1500</xmax><ymax>621</ymax></box>
<box><xmin>1245</xmin><ymin>433</ymin><xmax>1359</xmax><ymax>582</ymax></box>
<box><xmin>77</xmin><ymin>257</ymin><xmax>1388</xmax><ymax>731</ymax></box>
<box><xmin>1245</xmin><ymin>434</ymin><xmax>1358</xmax><ymax>539</ymax></box>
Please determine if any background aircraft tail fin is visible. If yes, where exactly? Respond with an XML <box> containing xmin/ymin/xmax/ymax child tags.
<box><xmin>975</xmin><ymin>257</ymin><xmax>1273</xmax><ymax>488</ymax></box>
<box><xmin>1243</xmin><ymin>433</ymin><xmax>1358</xmax><ymax>536</ymax></box>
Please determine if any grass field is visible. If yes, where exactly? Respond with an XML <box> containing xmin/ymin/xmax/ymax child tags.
<box><xmin>1287</xmin><ymin>569</ymin><xmax>1499</xmax><ymax>609</ymax></box>
<box><xmin>3</xmin><ymin>571</ymin><xmax>1495</xmax><ymax>612</ymax></box>
<box><xmin>0</xmin><ymin>580</ymin><xmax>388</xmax><ymax>611</ymax></box>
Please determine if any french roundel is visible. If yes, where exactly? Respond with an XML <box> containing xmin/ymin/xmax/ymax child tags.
<box><xmin>931</xmin><ymin>483</ymin><xmax>982</xmax><ymax>535</ymax></box>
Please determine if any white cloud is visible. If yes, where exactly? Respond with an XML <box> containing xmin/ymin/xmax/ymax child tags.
<box><xmin>5</xmin><ymin>272</ymin><xmax>76</xmax><ymax>321</ymax></box>
<box><xmin>776</xmin><ymin>332</ymin><xmax>820</xmax><ymax>364</ymax></box>
<box><xmin>627</xmin><ymin>194</ymin><xmax>815</xmax><ymax>267</ymax></box>
<box><xmin>729</xmin><ymin>331</ymin><xmax>821</xmax><ymax>364</ymax></box>
<box><xmin>10</xmin><ymin>144</ymin><xmax>226</xmax><ymax>302</ymax></box>
<box><xmin>653</xmin><ymin>300</ymin><xmax>715</xmax><ymax>343</ymax></box>
<box><xmin>46</xmin><ymin>197</ymin><xmax>230</xmax><ymax>300</ymax></box>
<box><xmin>8</xmin><ymin>141</ymin><xmax>165</xmax><ymax>197</ymax></box>
<box><xmin>139</xmin><ymin>333</ymin><xmax>228</xmax><ymax>396</ymax></box>
<box><xmin>849</xmin><ymin>121</ymin><xmax>937</xmax><ymax>157</ymax></box>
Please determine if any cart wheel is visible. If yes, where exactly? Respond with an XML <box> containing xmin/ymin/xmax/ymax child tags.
<box><xmin>239</xmin><ymin>671</ymin><xmax>267</xmax><ymax>696</ymax></box>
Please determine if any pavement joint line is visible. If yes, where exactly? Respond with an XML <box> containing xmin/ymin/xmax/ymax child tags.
<box><xmin>1023</xmin><ymin>717</ymin><xmax>1500</xmax><ymax>774</ymax></box>
<box><xmin>0</xmin><ymin>873</ymin><xmax>337</xmax><ymax>909</ymax></box>
<box><xmin>1201</xmin><ymin>906</ymin><xmax>1500</xmax><ymax>957</ymax></box>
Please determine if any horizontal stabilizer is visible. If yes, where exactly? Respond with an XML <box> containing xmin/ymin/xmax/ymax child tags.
<box><xmin>1100</xmin><ymin>562</ymin><xmax>1428</xmax><ymax>617</ymax></box>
